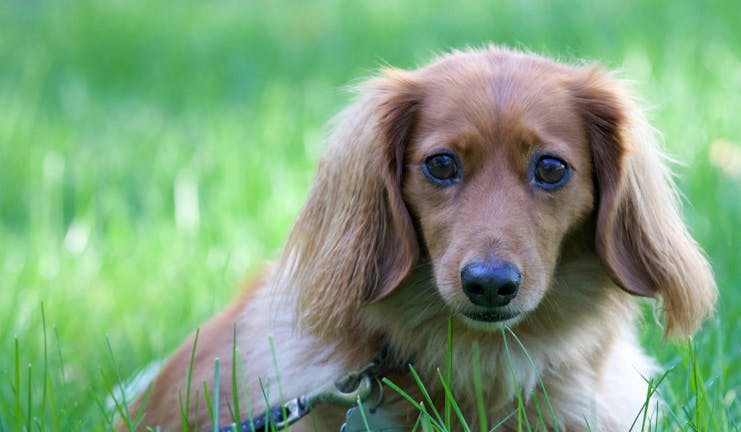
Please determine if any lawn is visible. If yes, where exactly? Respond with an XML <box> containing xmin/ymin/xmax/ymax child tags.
<box><xmin>0</xmin><ymin>0</ymin><xmax>739</xmax><ymax>430</ymax></box>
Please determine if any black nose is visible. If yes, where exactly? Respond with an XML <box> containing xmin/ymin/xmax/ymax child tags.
<box><xmin>461</xmin><ymin>261</ymin><xmax>521</xmax><ymax>307</ymax></box>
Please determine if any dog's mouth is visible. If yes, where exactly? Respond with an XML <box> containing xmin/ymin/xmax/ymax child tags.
<box><xmin>460</xmin><ymin>309</ymin><xmax>521</xmax><ymax>323</ymax></box>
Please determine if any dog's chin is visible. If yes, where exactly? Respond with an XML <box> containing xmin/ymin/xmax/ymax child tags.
<box><xmin>457</xmin><ymin>309</ymin><xmax>523</xmax><ymax>331</ymax></box>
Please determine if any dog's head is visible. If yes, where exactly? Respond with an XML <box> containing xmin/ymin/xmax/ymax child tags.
<box><xmin>283</xmin><ymin>48</ymin><xmax>716</xmax><ymax>339</ymax></box>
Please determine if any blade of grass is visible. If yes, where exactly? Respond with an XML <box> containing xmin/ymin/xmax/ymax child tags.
<box><xmin>435</xmin><ymin>368</ymin><xmax>471</xmax><ymax>432</ymax></box>
<box><xmin>46</xmin><ymin>371</ymin><xmax>58</xmax><ymax>432</ymax></box>
<box><xmin>648</xmin><ymin>377</ymin><xmax>685</xmax><ymax>430</ymax></box>
<box><xmin>100</xmin><ymin>368</ymin><xmax>121</xmax><ymax>429</ymax></box>
<box><xmin>258</xmin><ymin>377</ymin><xmax>274</xmax><ymax>432</ymax></box>
<box><xmin>131</xmin><ymin>383</ymin><xmax>155</xmax><ymax>430</ymax></box>
<box><xmin>653</xmin><ymin>395</ymin><xmax>660</xmax><ymax>432</ymax></box>
<box><xmin>688</xmin><ymin>338</ymin><xmax>721</xmax><ymax>431</ymax></box>
<box><xmin>689</xmin><ymin>338</ymin><xmax>703</xmax><ymax>429</ymax></box>
<box><xmin>471</xmin><ymin>342</ymin><xmax>487</xmax><ymax>432</ymax></box>
<box><xmin>26</xmin><ymin>363</ymin><xmax>32</xmax><ymax>432</ymax></box>
<box><xmin>504</xmin><ymin>327</ymin><xmax>560</xmax><ymax>431</ymax></box>
<box><xmin>268</xmin><ymin>336</ymin><xmax>287</xmax><ymax>426</ymax></box>
<box><xmin>53</xmin><ymin>325</ymin><xmax>65</xmax><ymax>383</ymax></box>
<box><xmin>236</xmin><ymin>347</ymin><xmax>255</xmax><ymax>432</ymax></box>
<box><xmin>90</xmin><ymin>383</ymin><xmax>114</xmax><ymax>430</ymax></box>
<box><xmin>381</xmin><ymin>378</ymin><xmax>443</xmax><ymax>430</ymax></box>
<box><xmin>14</xmin><ymin>337</ymin><xmax>21</xmax><ymax>432</ymax></box>
<box><xmin>193</xmin><ymin>389</ymin><xmax>200</xmax><ymax>432</ymax></box>
<box><xmin>355</xmin><ymin>396</ymin><xmax>372</xmax><ymax>431</ymax></box>
<box><xmin>49</xmin><ymin>324</ymin><xmax>63</xmax><ymax>432</ymax></box>
<box><xmin>411</xmin><ymin>411</ymin><xmax>423</xmax><ymax>432</ymax></box>
<box><xmin>106</xmin><ymin>336</ymin><xmax>133</xmax><ymax>428</ymax></box>
<box><xmin>203</xmin><ymin>382</ymin><xmax>214</xmax><ymax>428</ymax></box>
<box><xmin>420</xmin><ymin>407</ymin><xmax>437</xmax><ymax>432</ymax></box>
<box><xmin>529</xmin><ymin>392</ymin><xmax>547</xmax><ymax>430</ymax></box>
<box><xmin>226</xmin><ymin>402</ymin><xmax>236</xmax><ymax>426</ymax></box>
<box><xmin>408</xmin><ymin>364</ymin><xmax>445</xmax><ymax>427</ymax></box>
<box><xmin>488</xmin><ymin>409</ymin><xmax>517</xmax><ymax>431</ymax></box>
<box><xmin>500</xmin><ymin>329</ymin><xmax>531</xmax><ymax>432</ymax></box>
<box><xmin>231</xmin><ymin>324</ymin><xmax>241</xmax><ymax>425</ymax></box>
<box><xmin>40</xmin><ymin>303</ymin><xmax>48</xmax><ymax>432</ymax></box>
<box><xmin>178</xmin><ymin>390</ymin><xmax>186</xmax><ymax>429</ymax></box>
<box><xmin>181</xmin><ymin>328</ymin><xmax>201</xmax><ymax>431</ymax></box>
<box><xmin>627</xmin><ymin>368</ymin><xmax>671</xmax><ymax>431</ymax></box>
<box><xmin>635</xmin><ymin>381</ymin><xmax>653</xmax><ymax>432</ymax></box>
<box><xmin>213</xmin><ymin>358</ymin><xmax>221</xmax><ymax>430</ymax></box>
<box><xmin>516</xmin><ymin>390</ymin><xmax>530</xmax><ymax>432</ymax></box>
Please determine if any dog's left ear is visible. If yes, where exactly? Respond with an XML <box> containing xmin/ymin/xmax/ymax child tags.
<box><xmin>278</xmin><ymin>69</ymin><xmax>420</xmax><ymax>336</ymax></box>
<box><xmin>570</xmin><ymin>68</ymin><xmax>717</xmax><ymax>338</ymax></box>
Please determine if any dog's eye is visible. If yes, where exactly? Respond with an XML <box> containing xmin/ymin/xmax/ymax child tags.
<box><xmin>423</xmin><ymin>152</ymin><xmax>461</xmax><ymax>185</ymax></box>
<box><xmin>531</xmin><ymin>154</ymin><xmax>571</xmax><ymax>190</ymax></box>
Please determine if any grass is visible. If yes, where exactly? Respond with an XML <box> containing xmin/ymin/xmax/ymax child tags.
<box><xmin>0</xmin><ymin>0</ymin><xmax>739</xmax><ymax>430</ymax></box>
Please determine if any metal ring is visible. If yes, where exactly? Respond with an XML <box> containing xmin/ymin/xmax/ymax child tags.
<box><xmin>368</xmin><ymin>377</ymin><xmax>384</xmax><ymax>413</ymax></box>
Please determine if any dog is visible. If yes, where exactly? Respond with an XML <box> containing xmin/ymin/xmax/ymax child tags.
<box><xmin>128</xmin><ymin>47</ymin><xmax>717</xmax><ymax>431</ymax></box>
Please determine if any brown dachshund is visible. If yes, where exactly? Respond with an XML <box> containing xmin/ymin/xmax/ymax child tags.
<box><xmin>129</xmin><ymin>47</ymin><xmax>716</xmax><ymax>431</ymax></box>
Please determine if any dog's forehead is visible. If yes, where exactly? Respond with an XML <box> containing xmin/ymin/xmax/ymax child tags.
<box><xmin>415</xmin><ymin>53</ymin><xmax>585</xmax><ymax>151</ymax></box>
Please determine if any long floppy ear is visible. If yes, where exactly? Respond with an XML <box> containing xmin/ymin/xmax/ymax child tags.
<box><xmin>277</xmin><ymin>69</ymin><xmax>420</xmax><ymax>336</ymax></box>
<box><xmin>570</xmin><ymin>68</ymin><xmax>717</xmax><ymax>338</ymax></box>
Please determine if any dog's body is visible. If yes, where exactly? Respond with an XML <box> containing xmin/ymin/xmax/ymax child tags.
<box><xmin>131</xmin><ymin>48</ymin><xmax>716</xmax><ymax>431</ymax></box>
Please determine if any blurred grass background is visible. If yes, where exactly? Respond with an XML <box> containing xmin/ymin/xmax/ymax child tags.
<box><xmin>0</xmin><ymin>0</ymin><xmax>739</xmax><ymax>429</ymax></box>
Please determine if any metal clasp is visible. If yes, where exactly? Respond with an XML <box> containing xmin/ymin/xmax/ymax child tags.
<box><xmin>272</xmin><ymin>398</ymin><xmax>307</xmax><ymax>429</ymax></box>
<box><xmin>303</xmin><ymin>374</ymin><xmax>373</xmax><ymax>408</ymax></box>
<box><xmin>302</xmin><ymin>361</ymin><xmax>380</xmax><ymax>409</ymax></box>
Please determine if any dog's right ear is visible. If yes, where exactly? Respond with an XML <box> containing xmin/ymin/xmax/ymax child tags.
<box><xmin>278</xmin><ymin>69</ymin><xmax>420</xmax><ymax>337</ymax></box>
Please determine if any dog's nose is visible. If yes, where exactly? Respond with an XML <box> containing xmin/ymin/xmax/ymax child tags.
<box><xmin>461</xmin><ymin>261</ymin><xmax>521</xmax><ymax>307</ymax></box>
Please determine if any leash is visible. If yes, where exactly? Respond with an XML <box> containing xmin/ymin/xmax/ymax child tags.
<box><xmin>208</xmin><ymin>360</ymin><xmax>383</xmax><ymax>432</ymax></box>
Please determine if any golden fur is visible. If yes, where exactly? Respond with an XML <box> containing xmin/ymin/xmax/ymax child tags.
<box><xmin>130</xmin><ymin>47</ymin><xmax>717</xmax><ymax>431</ymax></box>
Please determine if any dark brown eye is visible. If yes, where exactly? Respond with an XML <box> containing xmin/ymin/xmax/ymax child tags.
<box><xmin>423</xmin><ymin>152</ymin><xmax>461</xmax><ymax>185</ymax></box>
<box><xmin>531</xmin><ymin>154</ymin><xmax>571</xmax><ymax>190</ymax></box>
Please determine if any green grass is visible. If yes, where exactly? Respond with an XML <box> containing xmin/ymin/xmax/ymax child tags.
<box><xmin>0</xmin><ymin>0</ymin><xmax>739</xmax><ymax>430</ymax></box>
